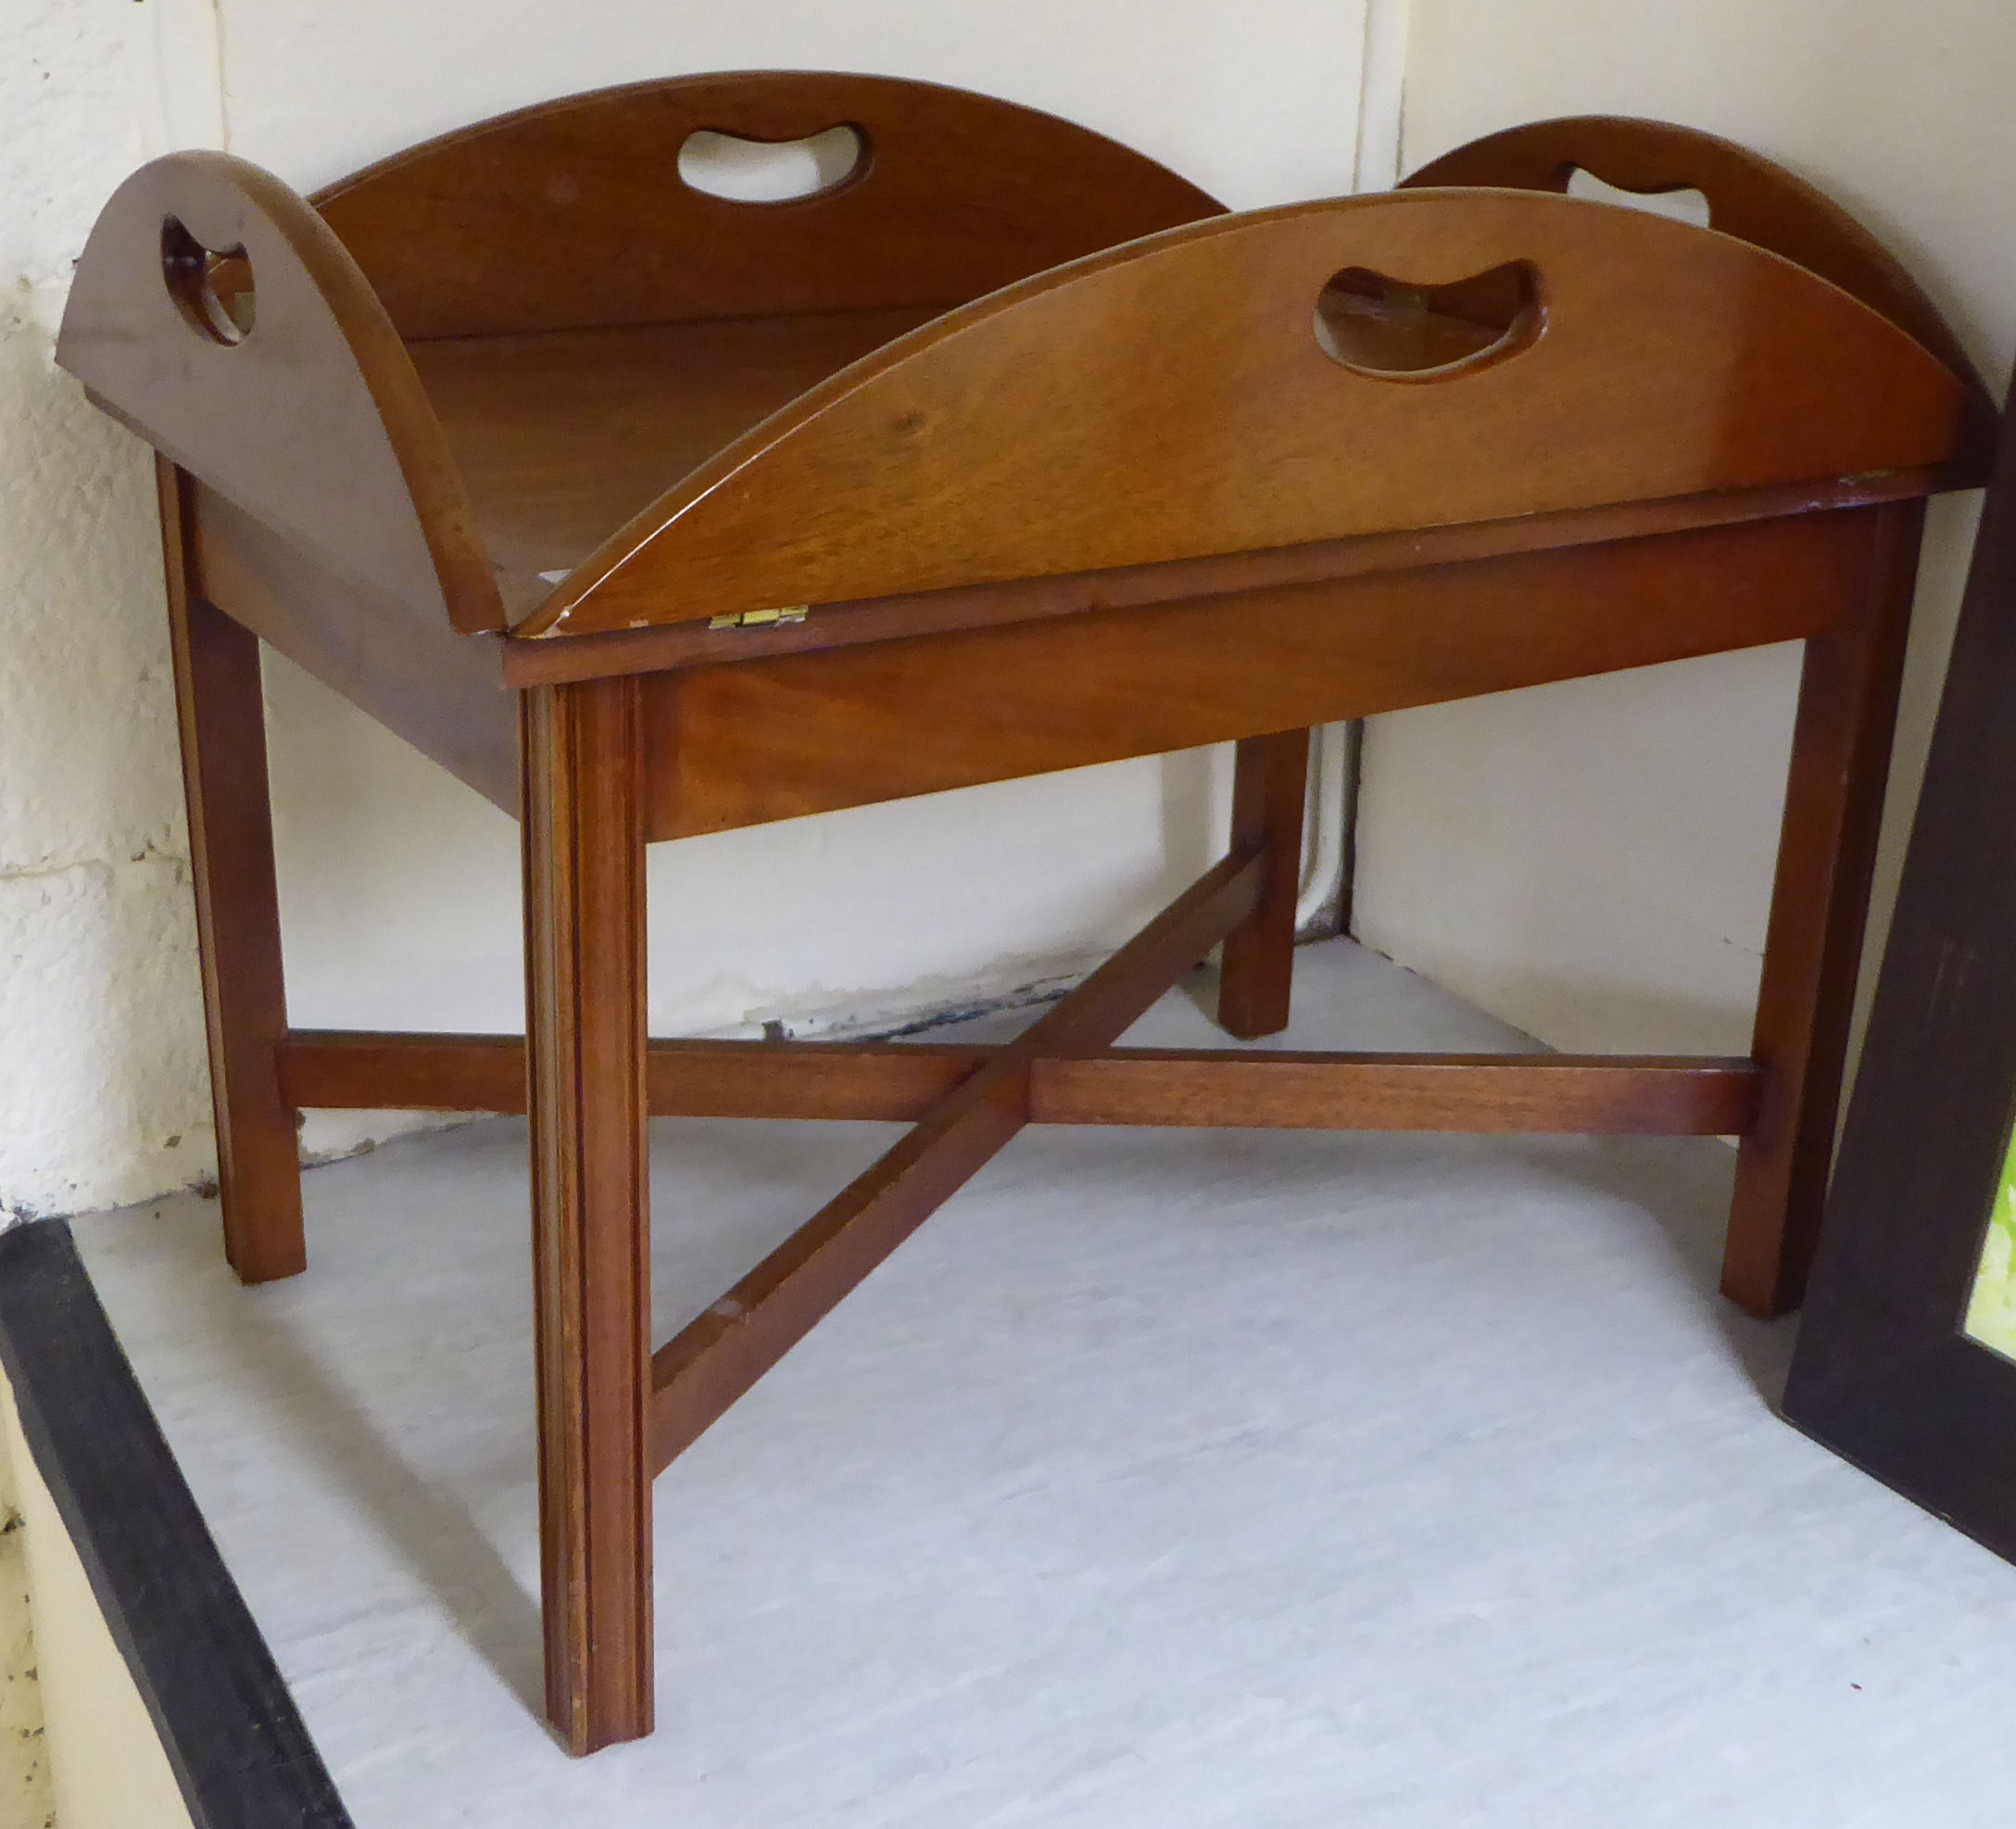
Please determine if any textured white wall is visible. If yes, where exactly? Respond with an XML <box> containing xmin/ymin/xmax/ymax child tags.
<box><xmin>2</xmin><ymin>3</ymin><xmax>1374</xmax><ymax>1217</ymax></box>
<box><xmin>1354</xmin><ymin>0</ymin><xmax>2010</xmax><ymax>1061</ymax></box>
<box><xmin>0</xmin><ymin>3</ymin><xmax>216</xmax><ymax>1219</ymax></box>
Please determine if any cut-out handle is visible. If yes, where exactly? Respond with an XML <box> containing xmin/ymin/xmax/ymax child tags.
<box><xmin>1566</xmin><ymin>166</ymin><xmax>1711</xmax><ymax>229</ymax></box>
<box><xmin>1315</xmin><ymin>260</ymin><xmax>1543</xmax><ymax>380</ymax></box>
<box><xmin>676</xmin><ymin>124</ymin><xmax>866</xmax><ymax>204</ymax></box>
<box><xmin>161</xmin><ymin>215</ymin><xmax>256</xmax><ymax>344</ymax></box>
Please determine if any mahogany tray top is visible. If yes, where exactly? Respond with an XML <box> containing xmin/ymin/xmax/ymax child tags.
<box><xmin>57</xmin><ymin>72</ymin><xmax>1994</xmax><ymax>1754</ymax></box>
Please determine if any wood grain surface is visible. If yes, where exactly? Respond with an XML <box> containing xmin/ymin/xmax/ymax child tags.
<box><xmin>639</xmin><ymin>511</ymin><xmax>1881</xmax><ymax>839</ymax></box>
<box><xmin>1030</xmin><ymin>1052</ymin><xmax>1760</xmax><ymax>1134</ymax></box>
<box><xmin>497</xmin><ymin>471</ymin><xmax>1955</xmax><ymax>687</ymax></box>
<box><xmin>192</xmin><ymin>484</ymin><xmax>520</xmax><ymax>814</ymax></box>
<box><xmin>60</xmin><ymin>155</ymin><xmax>503</xmax><ymax>633</ymax></box>
<box><xmin>313</xmin><ymin>70</ymin><xmax>1223</xmax><ymax>339</ymax></box>
<box><xmin>1404</xmin><ymin>113</ymin><xmax>1994</xmax><ymax>419</ymax></box>
<box><xmin>61</xmin><ymin>84</ymin><xmax>1996</xmax><ymax>1760</ymax></box>
<box><xmin>1723</xmin><ymin>499</ymin><xmax>1927</xmax><ymax>1317</ymax></box>
<box><xmin>523</xmin><ymin>186</ymin><xmax>1973</xmax><ymax>637</ymax></box>
<box><xmin>521</xmin><ymin>676</ymin><xmax>652</xmax><ymax>1753</ymax></box>
<box><xmin>277</xmin><ymin>1028</ymin><xmax>1759</xmax><ymax>1137</ymax></box>
<box><xmin>1217</xmin><ymin>730</ymin><xmax>1312</xmax><ymax>1039</ymax></box>
<box><xmin>409</xmin><ymin>307</ymin><xmax>939</xmax><ymax>609</ymax></box>
<box><xmin>160</xmin><ymin>460</ymin><xmax>307</xmax><ymax>1285</ymax></box>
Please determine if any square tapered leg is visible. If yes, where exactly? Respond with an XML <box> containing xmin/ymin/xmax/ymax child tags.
<box><xmin>1217</xmin><ymin>728</ymin><xmax>1311</xmax><ymax>1040</ymax></box>
<box><xmin>1724</xmin><ymin>499</ymin><xmax>1925</xmax><ymax>1317</ymax></box>
<box><xmin>158</xmin><ymin>458</ymin><xmax>305</xmax><ymax>1285</ymax></box>
<box><xmin>521</xmin><ymin>675</ymin><xmax>654</xmax><ymax>1753</ymax></box>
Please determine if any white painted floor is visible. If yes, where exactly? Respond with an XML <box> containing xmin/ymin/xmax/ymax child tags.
<box><xmin>73</xmin><ymin>939</ymin><xmax>2016</xmax><ymax>1826</ymax></box>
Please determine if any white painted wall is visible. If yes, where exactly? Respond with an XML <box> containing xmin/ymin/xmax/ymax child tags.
<box><xmin>1354</xmin><ymin>1</ymin><xmax>2010</xmax><ymax>1066</ymax></box>
<box><xmin>2</xmin><ymin>4</ymin><xmax>1378</xmax><ymax>1217</ymax></box>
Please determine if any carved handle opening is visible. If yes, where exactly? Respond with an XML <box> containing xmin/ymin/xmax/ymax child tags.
<box><xmin>1565</xmin><ymin>165</ymin><xmax>1712</xmax><ymax>229</ymax></box>
<box><xmin>1315</xmin><ymin>259</ymin><xmax>1543</xmax><ymax>380</ymax></box>
<box><xmin>676</xmin><ymin>124</ymin><xmax>867</xmax><ymax>204</ymax></box>
<box><xmin>162</xmin><ymin>216</ymin><xmax>256</xmax><ymax>345</ymax></box>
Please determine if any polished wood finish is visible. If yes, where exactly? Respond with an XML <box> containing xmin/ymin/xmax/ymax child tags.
<box><xmin>159</xmin><ymin>459</ymin><xmax>306</xmax><ymax>1284</ymax></box>
<box><xmin>498</xmin><ymin>469</ymin><xmax>1959</xmax><ymax>688</ymax></box>
<box><xmin>277</xmin><ymin>1028</ymin><xmax>978</xmax><ymax>1120</ymax></box>
<box><xmin>649</xmin><ymin>850</ymin><xmax>1262</xmax><ymax>1472</ymax></box>
<box><xmin>193</xmin><ymin>484</ymin><xmax>519</xmax><ymax>813</ymax></box>
<box><xmin>521</xmin><ymin>677</ymin><xmax>651</xmax><ymax>1754</ymax></box>
<box><xmin>314</xmin><ymin>71</ymin><xmax>1223</xmax><ymax>340</ymax></box>
<box><xmin>1032</xmin><ymin>1052</ymin><xmax>1760</xmax><ymax>1135</ymax></box>
<box><xmin>1218</xmin><ymin>730</ymin><xmax>1311</xmax><ymax>1039</ymax></box>
<box><xmin>62</xmin><ymin>84</ymin><xmax>1985</xmax><ymax>1754</ymax></box>
<box><xmin>522</xmin><ymin>187</ymin><xmax>1971</xmax><ymax>637</ymax></box>
<box><xmin>643</xmin><ymin>512</ymin><xmax>1879</xmax><ymax>838</ymax></box>
<box><xmin>61</xmin><ymin>155</ymin><xmax>502</xmax><ymax>634</ymax></box>
<box><xmin>182</xmin><ymin>474</ymin><xmax>1930</xmax><ymax>846</ymax></box>
<box><xmin>1722</xmin><ymin>499</ymin><xmax>1927</xmax><ymax>1318</ymax></box>
<box><xmin>278</xmin><ymin>1028</ymin><xmax>1758</xmax><ymax>1136</ymax></box>
<box><xmin>1404</xmin><ymin>114</ymin><xmax>1993</xmax><ymax>418</ymax></box>
<box><xmin>410</xmin><ymin>309</ymin><xmax>942</xmax><ymax>613</ymax></box>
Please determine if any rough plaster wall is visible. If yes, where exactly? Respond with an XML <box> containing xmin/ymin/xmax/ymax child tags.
<box><xmin>2</xmin><ymin>3</ymin><xmax>1376</xmax><ymax>1217</ymax></box>
<box><xmin>1354</xmin><ymin>1</ymin><xmax>2007</xmax><ymax>1060</ymax></box>
<box><xmin>0</xmin><ymin>1</ymin><xmax>219</xmax><ymax>1219</ymax></box>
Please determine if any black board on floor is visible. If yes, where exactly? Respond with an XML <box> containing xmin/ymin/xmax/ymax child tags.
<box><xmin>0</xmin><ymin>1217</ymin><xmax>351</xmax><ymax>1829</ymax></box>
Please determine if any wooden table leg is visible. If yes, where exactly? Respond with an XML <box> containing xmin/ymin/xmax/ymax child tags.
<box><xmin>1217</xmin><ymin>728</ymin><xmax>1311</xmax><ymax>1039</ymax></box>
<box><xmin>1723</xmin><ymin>500</ymin><xmax>1927</xmax><ymax>1318</ymax></box>
<box><xmin>521</xmin><ymin>676</ymin><xmax>653</xmax><ymax>1754</ymax></box>
<box><xmin>158</xmin><ymin>458</ymin><xmax>305</xmax><ymax>1285</ymax></box>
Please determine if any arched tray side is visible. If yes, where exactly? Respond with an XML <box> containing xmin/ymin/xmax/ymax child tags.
<box><xmin>57</xmin><ymin>153</ymin><xmax>505</xmax><ymax>635</ymax></box>
<box><xmin>312</xmin><ymin>71</ymin><xmax>1227</xmax><ymax>340</ymax></box>
<box><xmin>523</xmin><ymin>186</ymin><xmax>1976</xmax><ymax>639</ymax></box>
<box><xmin>1404</xmin><ymin>115</ymin><xmax>1991</xmax><ymax>413</ymax></box>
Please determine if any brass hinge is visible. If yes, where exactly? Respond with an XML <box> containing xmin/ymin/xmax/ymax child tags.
<box><xmin>708</xmin><ymin>605</ymin><xmax>811</xmax><ymax>631</ymax></box>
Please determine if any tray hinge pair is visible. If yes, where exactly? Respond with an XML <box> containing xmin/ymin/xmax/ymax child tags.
<box><xmin>708</xmin><ymin>604</ymin><xmax>810</xmax><ymax>631</ymax></box>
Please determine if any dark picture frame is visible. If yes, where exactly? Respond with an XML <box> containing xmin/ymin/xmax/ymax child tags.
<box><xmin>1783</xmin><ymin>366</ymin><xmax>2016</xmax><ymax>1558</ymax></box>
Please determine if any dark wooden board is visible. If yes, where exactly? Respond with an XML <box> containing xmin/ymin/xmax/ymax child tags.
<box><xmin>1783</xmin><ymin>360</ymin><xmax>2016</xmax><ymax>1554</ymax></box>
<box><xmin>0</xmin><ymin>1220</ymin><xmax>351</xmax><ymax>1828</ymax></box>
